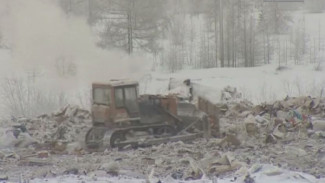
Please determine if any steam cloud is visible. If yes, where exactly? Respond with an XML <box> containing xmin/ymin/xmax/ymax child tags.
<box><xmin>0</xmin><ymin>0</ymin><xmax>151</xmax><ymax>91</ymax></box>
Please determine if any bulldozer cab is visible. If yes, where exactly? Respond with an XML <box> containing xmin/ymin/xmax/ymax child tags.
<box><xmin>92</xmin><ymin>80</ymin><xmax>140</xmax><ymax>126</ymax></box>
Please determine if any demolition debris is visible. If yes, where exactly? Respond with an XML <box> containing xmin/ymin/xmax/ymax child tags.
<box><xmin>0</xmin><ymin>93</ymin><xmax>325</xmax><ymax>182</ymax></box>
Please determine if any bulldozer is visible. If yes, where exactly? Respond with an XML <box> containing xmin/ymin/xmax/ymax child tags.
<box><xmin>85</xmin><ymin>79</ymin><xmax>210</xmax><ymax>150</ymax></box>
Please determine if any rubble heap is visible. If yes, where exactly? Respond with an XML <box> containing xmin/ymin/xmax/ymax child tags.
<box><xmin>2</xmin><ymin>105</ymin><xmax>92</xmax><ymax>149</ymax></box>
<box><xmin>220</xmin><ymin>86</ymin><xmax>243</xmax><ymax>103</ymax></box>
<box><xmin>0</xmin><ymin>96</ymin><xmax>324</xmax><ymax>182</ymax></box>
<box><xmin>217</xmin><ymin>96</ymin><xmax>325</xmax><ymax>177</ymax></box>
<box><xmin>199</xmin><ymin>95</ymin><xmax>325</xmax><ymax>179</ymax></box>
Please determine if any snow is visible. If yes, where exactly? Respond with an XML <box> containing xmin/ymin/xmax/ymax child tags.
<box><xmin>31</xmin><ymin>164</ymin><xmax>325</xmax><ymax>183</ymax></box>
<box><xmin>219</xmin><ymin>164</ymin><xmax>325</xmax><ymax>183</ymax></box>
<box><xmin>32</xmin><ymin>176</ymin><xmax>146</xmax><ymax>183</ymax></box>
<box><xmin>141</xmin><ymin>63</ymin><xmax>325</xmax><ymax>104</ymax></box>
<box><xmin>0</xmin><ymin>127</ymin><xmax>16</xmax><ymax>148</ymax></box>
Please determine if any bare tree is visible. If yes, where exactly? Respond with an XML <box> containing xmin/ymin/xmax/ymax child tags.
<box><xmin>0</xmin><ymin>77</ymin><xmax>67</xmax><ymax>118</ymax></box>
<box><xmin>95</xmin><ymin>0</ymin><xmax>169</xmax><ymax>55</ymax></box>
<box><xmin>219</xmin><ymin>0</ymin><xmax>224</xmax><ymax>67</ymax></box>
<box><xmin>53</xmin><ymin>0</ymin><xmax>297</xmax><ymax>71</ymax></box>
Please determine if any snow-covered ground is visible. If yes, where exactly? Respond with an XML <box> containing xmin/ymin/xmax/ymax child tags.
<box><xmin>31</xmin><ymin>164</ymin><xmax>325</xmax><ymax>183</ymax></box>
<box><xmin>141</xmin><ymin>62</ymin><xmax>325</xmax><ymax>104</ymax></box>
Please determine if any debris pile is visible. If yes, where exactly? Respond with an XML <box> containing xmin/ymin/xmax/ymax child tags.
<box><xmin>0</xmin><ymin>96</ymin><xmax>324</xmax><ymax>182</ymax></box>
<box><xmin>216</xmin><ymin>96</ymin><xmax>325</xmax><ymax>178</ymax></box>
<box><xmin>1</xmin><ymin>105</ymin><xmax>91</xmax><ymax>149</ymax></box>
<box><xmin>198</xmin><ymin>94</ymin><xmax>325</xmax><ymax>179</ymax></box>
<box><xmin>220</xmin><ymin>86</ymin><xmax>243</xmax><ymax>103</ymax></box>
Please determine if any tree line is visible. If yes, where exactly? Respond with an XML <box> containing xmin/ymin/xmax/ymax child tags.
<box><xmin>58</xmin><ymin>0</ymin><xmax>324</xmax><ymax>72</ymax></box>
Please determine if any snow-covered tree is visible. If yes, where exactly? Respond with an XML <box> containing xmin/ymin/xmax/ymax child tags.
<box><xmin>93</xmin><ymin>0</ymin><xmax>169</xmax><ymax>55</ymax></box>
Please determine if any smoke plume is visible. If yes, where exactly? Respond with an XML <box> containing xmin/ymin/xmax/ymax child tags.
<box><xmin>0</xmin><ymin>0</ymin><xmax>150</xmax><ymax>91</ymax></box>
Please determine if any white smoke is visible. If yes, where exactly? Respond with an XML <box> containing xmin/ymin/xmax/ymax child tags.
<box><xmin>0</xmin><ymin>0</ymin><xmax>151</xmax><ymax>117</ymax></box>
<box><xmin>0</xmin><ymin>0</ymin><xmax>151</xmax><ymax>91</ymax></box>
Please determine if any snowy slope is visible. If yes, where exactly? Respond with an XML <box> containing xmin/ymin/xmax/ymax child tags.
<box><xmin>141</xmin><ymin>63</ymin><xmax>325</xmax><ymax>104</ymax></box>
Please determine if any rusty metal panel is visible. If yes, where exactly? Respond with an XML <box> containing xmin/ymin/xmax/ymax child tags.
<box><xmin>92</xmin><ymin>105</ymin><xmax>110</xmax><ymax>124</ymax></box>
<box><xmin>197</xmin><ymin>97</ymin><xmax>220</xmax><ymax>137</ymax></box>
<box><xmin>160</xmin><ymin>96</ymin><xmax>178</xmax><ymax>116</ymax></box>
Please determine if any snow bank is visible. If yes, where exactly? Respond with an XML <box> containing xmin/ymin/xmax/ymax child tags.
<box><xmin>141</xmin><ymin>64</ymin><xmax>325</xmax><ymax>104</ymax></box>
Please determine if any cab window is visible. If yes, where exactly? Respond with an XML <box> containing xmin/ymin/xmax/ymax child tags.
<box><xmin>93</xmin><ymin>88</ymin><xmax>110</xmax><ymax>105</ymax></box>
<box><xmin>124</xmin><ymin>87</ymin><xmax>138</xmax><ymax>112</ymax></box>
<box><xmin>114</xmin><ymin>86</ymin><xmax>139</xmax><ymax>113</ymax></box>
<box><xmin>115</xmin><ymin>88</ymin><xmax>124</xmax><ymax>107</ymax></box>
